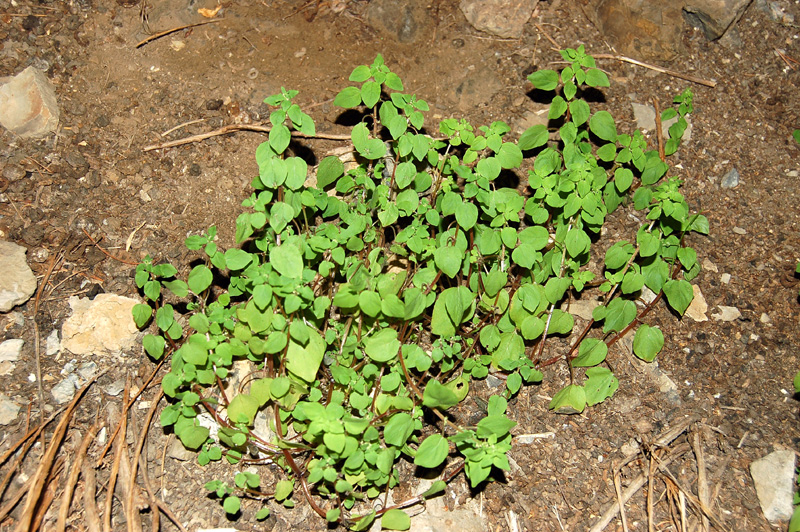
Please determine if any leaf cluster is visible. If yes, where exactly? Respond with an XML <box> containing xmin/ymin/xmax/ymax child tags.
<box><xmin>134</xmin><ymin>48</ymin><xmax>707</xmax><ymax>528</ymax></box>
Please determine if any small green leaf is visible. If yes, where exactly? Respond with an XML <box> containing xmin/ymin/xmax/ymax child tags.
<box><xmin>414</xmin><ymin>433</ymin><xmax>450</xmax><ymax>468</ymax></box>
<box><xmin>317</xmin><ymin>156</ymin><xmax>344</xmax><ymax>188</ymax></box>
<box><xmin>569</xmin><ymin>99</ymin><xmax>591</xmax><ymax>126</ymax></box>
<box><xmin>132</xmin><ymin>304</ymin><xmax>152</xmax><ymax>328</ymax></box>
<box><xmin>269</xmin><ymin>123</ymin><xmax>291</xmax><ymax>154</ymax></box>
<box><xmin>584</xmin><ymin>367</ymin><xmax>619</xmax><ymax>406</ymax></box>
<box><xmin>602</xmin><ymin>298</ymin><xmax>637</xmax><ymax>334</ymax></box>
<box><xmin>518</xmin><ymin>124</ymin><xmax>549</xmax><ymax>151</ymax></box>
<box><xmin>476</xmin><ymin>415</ymin><xmax>516</xmax><ymax>438</ymax></box>
<box><xmin>142</xmin><ymin>334</ymin><xmax>166</xmax><ymax>360</ymax></box>
<box><xmin>285</xmin><ymin>328</ymin><xmax>325</xmax><ymax>383</ymax></box>
<box><xmin>633</xmin><ymin>324</ymin><xmax>664</xmax><ymax>362</ymax></box>
<box><xmin>224</xmin><ymin>249</ymin><xmax>252</xmax><ymax>271</ymax></box>
<box><xmin>455</xmin><ymin>202</ymin><xmax>479</xmax><ymax>230</ymax></box>
<box><xmin>663</xmin><ymin>279</ymin><xmax>694</xmax><ymax>316</ymax></box>
<box><xmin>177</xmin><ymin>424</ymin><xmax>209</xmax><ymax>450</ymax></box>
<box><xmin>434</xmin><ymin>245</ymin><xmax>462</xmax><ymax>278</ymax></box>
<box><xmin>527</xmin><ymin>69</ymin><xmax>559</xmax><ymax>91</ymax></box>
<box><xmin>227</xmin><ymin>393</ymin><xmax>260</xmax><ymax>425</ymax></box>
<box><xmin>269</xmin><ymin>202</ymin><xmax>295</xmax><ymax>234</ymax></box>
<box><xmin>420</xmin><ymin>480</ymin><xmax>446</xmax><ymax>499</ymax></box>
<box><xmin>422</xmin><ymin>379</ymin><xmax>460</xmax><ymax>409</ymax></box>
<box><xmin>364</xmin><ymin>328</ymin><xmax>400</xmax><ymax>363</ymax></box>
<box><xmin>187</xmin><ymin>265</ymin><xmax>213</xmax><ymax>294</ymax></box>
<box><xmin>326</xmin><ymin>508</ymin><xmax>341</xmax><ymax>523</ymax></box>
<box><xmin>349</xmin><ymin>64</ymin><xmax>371</xmax><ymax>82</ymax></box>
<box><xmin>223</xmin><ymin>496</ymin><xmax>241</xmax><ymax>514</ymax></box>
<box><xmin>270</xmin><ymin>244</ymin><xmax>303</xmax><ymax>278</ymax></box>
<box><xmin>549</xmin><ymin>384</ymin><xmax>586</xmax><ymax>414</ymax></box>
<box><xmin>384</xmin><ymin>412</ymin><xmax>414</xmax><ymax>447</ymax></box>
<box><xmin>334</xmin><ymin>86</ymin><xmax>362</xmax><ymax>108</ymax></box>
<box><xmin>584</xmin><ymin>68</ymin><xmax>610</xmax><ymax>87</ymax></box>
<box><xmin>571</xmin><ymin>338</ymin><xmax>607</xmax><ymax>367</ymax></box>
<box><xmin>381</xmin><ymin>509</ymin><xmax>411</xmax><ymax>531</ymax></box>
<box><xmin>361</xmin><ymin>80</ymin><xmax>381</xmax><ymax>108</ymax></box>
<box><xmin>589</xmin><ymin>110</ymin><xmax>617</xmax><ymax>142</ymax></box>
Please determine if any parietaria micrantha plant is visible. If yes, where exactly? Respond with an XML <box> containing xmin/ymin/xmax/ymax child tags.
<box><xmin>133</xmin><ymin>46</ymin><xmax>707</xmax><ymax>529</ymax></box>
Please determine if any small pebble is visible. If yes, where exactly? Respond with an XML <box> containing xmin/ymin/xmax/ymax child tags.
<box><xmin>721</xmin><ymin>167</ymin><xmax>740</xmax><ymax>188</ymax></box>
<box><xmin>0</xmin><ymin>395</ymin><xmax>21</xmax><ymax>425</ymax></box>
<box><xmin>721</xmin><ymin>273</ymin><xmax>731</xmax><ymax>284</ymax></box>
<box><xmin>52</xmin><ymin>374</ymin><xmax>80</xmax><ymax>404</ymax></box>
<box><xmin>204</xmin><ymin>99</ymin><xmax>223</xmax><ymax>111</ymax></box>
<box><xmin>732</xmin><ymin>226</ymin><xmax>747</xmax><ymax>235</ymax></box>
<box><xmin>0</xmin><ymin>339</ymin><xmax>24</xmax><ymax>362</ymax></box>
<box><xmin>760</xmin><ymin>313</ymin><xmax>771</xmax><ymax>323</ymax></box>
<box><xmin>46</xmin><ymin>330</ymin><xmax>60</xmax><ymax>357</ymax></box>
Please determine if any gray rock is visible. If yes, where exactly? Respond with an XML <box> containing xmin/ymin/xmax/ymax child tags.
<box><xmin>589</xmin><ymin>0</ymin><xmax>684</xmax><ymax>60</ymax></box>
<box><xmin>45</xmin><ymin>329</ymin><xmax>60</xmax><ymax>357</ymax></box>
<box><xmin>168</xmin><ymin>437</ymin><xmax>196</xmax><ymax>461</ymax></box>
<box><xmin>52</xmin><ymin>373</ymin><xmax>80</xmax><ymax>404</ymax></box>
<box><xmin>632</xmin><ymin>102</ymin><xmax>656</xmax><ymax>130</ymax></box>
<box><xmin>460</xmin><ymin>0</ymin><xmax>539</xmax><ymax>38</ymax></box>
<box><xmin>0</xmin><ymin>66</ymin><xmax>60</xmax><ymax>138</ymax></box>
<box><xmin>366</xmin><ymin>0</ymin><xmax>431</xmax><ymax>43</ymax></box>
<box><xmin>684</xmin><ymin>0</ymin><xmax>753</xmax><ymax>40</ymax></box>
<box><xmin>454</xmin><ymin>67</ymin><xmax>504</xmax><ymax>111</ymax></box>
<box><xmin>721</xmin><ymin>167</ymin><xmax>739</xmax><ymax>188</ymax></box>
<box><xmin>104</xmin><ymin>379</ymin><xmax>126</xmax><ymax>397</ymax></box>
<box><xmin>408</xmin><ymin>483</ymin><xmax>488</xmax><ymax>531</ymax></box>
<box><xmin>0</xmin><ymin>395</ymin><xmax>20</xmax><ymax>425</ymax></box>
<box><xmin>61</xmin><ymin>294</ymin><xmax>139</xmax><ymax>355</ymax></box>
<box><xmin>0</xmin><ymin>241</ymin><xmax>37</xmax><ymax>313</ymax></box>
<box><xmin>750</xmin><ymin>449</ymin><xmax>796</xmax><ymax>522</ymax></box>
<box><xmin>0</xmin><ymin>339</ymin><xmax>23</xmax><ymax>363</ymax></box>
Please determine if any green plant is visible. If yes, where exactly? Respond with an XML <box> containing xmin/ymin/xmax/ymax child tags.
<box><xmin>133</xmin><ymin>47</ymin><xmax>706</xmax><ymax>528</ymax></box>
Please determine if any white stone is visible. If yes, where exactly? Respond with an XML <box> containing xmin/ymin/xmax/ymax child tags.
<box><xmin>0</xmin><ymin>240</ymin><xmax>37</xmax><ymax>312</ymax></box>
<box><xmin>711</xmin><ymin>306</ymin><xmax>741</xmax><ymax>322</ymax></box>
<box><xmin>750</xmin><ymin>449</ymin><xmax>796</xmax><ymax>522</ymax></box>
<box><xmin>460</xmin><ymin>0</ymin><xmax>538</xmax><ymax>38</ymax></box>
<box><xmin>45</xmin><ymin>329</ymin><xmax>60</xmax><ymax>357</ymax></box>
<box><xmin>720</xmin><ymin>273</ymin><xmax>731</xmax><ymax>284</ymax></box>
<box><xmin>0</xmin><ymin>394</ymin><xmax>20</xmax><ymax>425</ymax></box>
<box><xmin>632</xmin><ymin>102</ymin><xmax>656</xmax><ymax>130</ymax></box>
<box><xmin>61</xmin><ymin>294</ymin><xmax>139</xmax><ymax>355</ymax></box>
<box><xmin>702</xmin><ymin>258</ymin><xmax>718</xmax><ymax>272</ymax></box>
<box><xmin>566</xmin><ymin>299</ymin><xmax>601</xmax><ymax>320</ymax></box>
<box><xmin>51</xmin><ymin>374</ymin><xmax>79</xmax><ymax>404</ymax></box>
<box><xmin>0</xmin><ymin>66</ymin><xmax>59</xmax><ymax>138</ymax></box>
<box><xmin>0</xmin><ymin>338</ymin><xmax>23</xmax><ymax>362</ymax></box>
<box><xmin>685</xmin><ymin>285</ymin><xmax>708</xmax><ymax>322</ymax></box>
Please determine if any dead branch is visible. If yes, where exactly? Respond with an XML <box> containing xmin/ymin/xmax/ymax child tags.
<box><xmin>13</xmin><ymin>372</ymin><xmax>104</xmax><ymax>532</ymax></box>
<box><xmin>56</xmin><ymin>422</ymin><xmax>102</xmax><ymax>532</ymax></box>
<box><xmin>593</xmin><ymin>54</ymin><xmax>717</xmax><ymax>88</ymax></box>
<box><xmin>135</xmin><ymin>19</ymin><xmax>222</xmax><ymax>49</ymax></box>
<box><xmin>143</xmin><ymin>123</ymin><xmax>351</xmax><ymax>152</ymax></box>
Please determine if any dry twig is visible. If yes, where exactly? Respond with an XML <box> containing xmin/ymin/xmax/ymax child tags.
<box><xmin>14</xmin><ymin>373</ymin><xmax>104</xmax><ymax>532</ymax></box>
<box><xmin>593</xmin><ymin>54</ymin><xmax>717</xmax><ymax>88</ymax></box>
<box><xmin>691</xmin><ymin>432</ymin><xmax>710</xmax><ymax>532</ymax></box>
<box><xmin>135</xmin><ymin>19</ymin><xmax>222</xmax><ymax>48</ymax></box>
<box><xmin>81</xmin><ymin>460</ymin><xmax>102</xmax><ymax>532</ymax></box>
<box><xmin>143</xmin><ymin>123</ymin><xmax>351</xmax><ymax>151</ymax></box>
<box><xmin>103</xmin><ymin>378</ymin><xmax>130</xmax><ymax>532</ymax></box>
<box><xmin>56</xmin><ymin>422</ymin><xmax>102</xmax><ymax>532</ymax></box>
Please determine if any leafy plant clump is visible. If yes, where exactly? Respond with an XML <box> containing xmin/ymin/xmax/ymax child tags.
<box><xmin>133</xmin><ymin>47</ymin><xmax>707</xmax><ymax>528</ymax></box>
